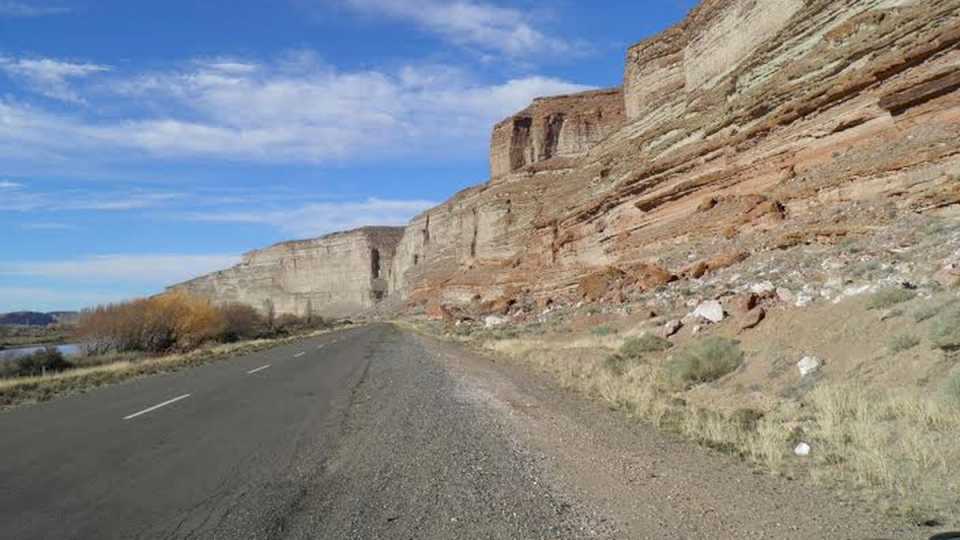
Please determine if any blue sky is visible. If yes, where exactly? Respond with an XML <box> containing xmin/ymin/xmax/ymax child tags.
<box><xmin>0</xmin><ymin>0</ymin><xmax>695</xmax><ymax>312</ymax></box>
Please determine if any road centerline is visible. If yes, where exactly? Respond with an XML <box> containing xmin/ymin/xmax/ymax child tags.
<box><xmin>123</xmin><ymin>394</ymin><xmax>192</xmax><ymax>421</ymax></box>
<box><xmin>293</xmin><ymin>352</ymin><xmax>306</xmax><ymax>358</ymax></box>
<box><xmin>247</xmin><ymin>364</ymin><xmax>272</xmax><ymax>375</ymax></box>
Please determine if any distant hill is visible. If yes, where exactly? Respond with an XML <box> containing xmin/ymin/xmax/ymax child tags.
<box><xmin>0</xmin><ymin>312</ymin><xmax>78</xmax><ymax>326</ymax></box>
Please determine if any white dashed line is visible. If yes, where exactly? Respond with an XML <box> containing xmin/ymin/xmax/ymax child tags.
<box><xmin>293</xmin><ymin>352</ymin><xmax>306</xmax><ymax>358</ymax></box>
<box><xmin>123</xmin><ymin>394</ymin><xmax>191</xmax><ymax>421</ymax></box>
<box><xmin>247</xmin><ymin>364</ymin><xmax>272</xmax><ymax>375</ymax></box>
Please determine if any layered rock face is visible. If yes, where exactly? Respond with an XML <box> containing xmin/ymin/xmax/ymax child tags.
<box><xmin>489</xmin><ymin>89</ymin><xmax>625</xmax><ymax>180</ymax></box>
<box><xmin>392</xmin><ymin>0</ymin><xmax>960</xmax><ymax>313</ymax></box>
<box><xmin>171</xmin><ymin>0</ymin><xmax>960</xmax><ymax>320</ymax></box>
<box><xmin>170</xmin><ymin>227</ymin><xmax>404</xmax><ymax>318</ymax></box>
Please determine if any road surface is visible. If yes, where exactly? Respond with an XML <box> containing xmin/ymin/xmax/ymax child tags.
<box><xmin>0</xmin><ymin>324</ymin><xmax>925</xmax><ymax>539</ymax></box>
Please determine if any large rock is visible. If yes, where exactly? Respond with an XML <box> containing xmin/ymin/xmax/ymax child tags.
<box><xmin>693</xmin><ymin>300</ymin><xmax>725</xmax><ymax>323</ymax></box>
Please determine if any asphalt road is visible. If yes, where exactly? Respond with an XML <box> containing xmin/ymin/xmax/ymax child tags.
<box><xmin>0</xmin><ymin>324</ymin><xmax>932</xmax><ymax>539</ymax></box>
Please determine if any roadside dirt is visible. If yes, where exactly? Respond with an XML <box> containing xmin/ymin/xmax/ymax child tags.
<box><xmin>415</xmin><ymin>332</ymin><xmax>928</xmax><ymax>539</ymax></box>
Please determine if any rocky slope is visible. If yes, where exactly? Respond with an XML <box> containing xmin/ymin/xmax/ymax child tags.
<box><xmin>391</xmin><ymin>0</ymin><xmax>960</xmax><ymax>317</ymax></box>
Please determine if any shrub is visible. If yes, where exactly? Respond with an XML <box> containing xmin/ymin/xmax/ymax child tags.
<box><xmin>665</xmin><ymin>337</ymin><xmax>744</xmax><ymax>389</ymax></box>
<box><xmin>77</xmin><ymin>291</ymin><xmax>225</xmax><ymax>354</ymax></box>
<box><xmin>13</xmin><ymin>347</ymin><xmax>71</xmax><ymax>377</ymax></box>
<box><xmin>220</xmin><ymin>303</ymin><xmax>266</xmax><ymax>342</ymax></box>
<box><xmin>620</xmin><ymin>334</ymin><xmax>673</xmax><ymax>359</ymax></box>
<box><xmin>592</xmin><ymin>325</ymin><xmax>616</xmax><ymax>337</ymax></box>
<box><xmin>603</xmin><ymin>354</ymin><xmax>629</xmax><ymax>377</ymax></box>
<box><xmin>930</xmin><ymin>306</ymin><xmax>960</xmax><ymax>351</ymax></box>
<box><xmin>888</xmin><ymin>334</ymin><xmax>920</xmax><ymax>354</ymax></box>
<box><xmin>866</xmin><ymin>288</ymin><xmax>917</xmax><ymax>310</ymax></box>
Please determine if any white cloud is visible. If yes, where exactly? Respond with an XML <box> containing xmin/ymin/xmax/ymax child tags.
<box><xmin>331</xmin><ymin>0</ymin><xmax>574</xmax><ymax>58</ymax></box>
<box><xmin>0</xmin><ymin>254</ymin><xmax>242</xmax><ymax>285</ymax></box>
<box><xmin>0</xmin><ymin>57</ymin><xmax>110</xmax><ymax>103</ymax></box>
<box><xmin>0</xmin><ymin>180</ymin><xmax>22</xmax><ymax>189</ymax></box>
<box><xmin>0</xmin><ymin>185</ymin><xmax>184</xmax><ymax>212</ymax></box>
<box><xmin>0</xmin><ymin>2</ymin><xmax>70</xmax><ymax>17</ymax></box>
<box><xmin>0</xmin><ymin>55</ymin><xmax>593</xmax><ymax>163</ymax></box>
<box><xmin>189</xmin><ymin>197</ymin><xmax>437</xmax><ymax>237</ymax></box>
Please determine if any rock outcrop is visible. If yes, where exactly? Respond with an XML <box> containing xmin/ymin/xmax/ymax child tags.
<box><xmin>170</xmin><ymin>227</ymin><xmax>404</xmax><ymax>318</ymax></box>
<box><xmin>171</xmin><ymin>0</ymin><xmax>960</xmax><ymax>320</ymax></box>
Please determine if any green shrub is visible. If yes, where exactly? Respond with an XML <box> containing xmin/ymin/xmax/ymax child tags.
<box><xmin>866</xmin><ymin>288</ymin><xmax>917</xmax><ymax>311</ymax></box>
<box><xmin>12</xmin><ymin>347</ymin><xmax>71</xmax><ymax>377</ymax></box>
<box><xmin>665</xmin><ymin>337</ymin><xmax>744</xmax><ymax>389</ymax></box>
<box><xmin>620</xmin><ymin>334</ymin><xmax>673</xmax><ymax>359</ymax></box>
<box><xmin>888</xmin><ymin>334</ymin><xmax>920</xmax><ymax>354</ymax></box>
<box><xmin>592</xmin><ymin>325</ymin><xmax>616</xmax><ymax>337</ymax></box>
<box><xmin>930</xmin><ymin>307</ymin><xmax>960</xmax><ymax>351</ymax></box>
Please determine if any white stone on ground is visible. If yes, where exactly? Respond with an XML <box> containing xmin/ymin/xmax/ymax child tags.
<box><xmin>798</xmin><ymin>356</ymin><xmax>822</xmax><ymax>377</ymax></box>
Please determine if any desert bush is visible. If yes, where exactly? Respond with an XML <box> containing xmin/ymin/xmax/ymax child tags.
<box><xmin>592</xmin><ymin>325</ymin><xmax>616</xmax><ymax>337</ymax></box>
<box><xmin>665</xmin><ymin>337</ymin><xmax>744</xmax><ymax>389</ymax></box>
<box><xmin>930</xmin><ymin>306</ymin><xmax>960</xmax><ymax>351</ymax></box>
<box><xmin>602</xmin><ymin>354</ymin><xmax>630</xmax><ymax>376</ymax></box>
<box><xmin>888</xmin><ymin>334</ymin><xmax>920</xmax><ymax>354</ymax></box>
<box><xmin>77</xmin><ymin>291</ymin><xmax>225</xmax><ymax>354</ymax></box>
<box><xmin>620</xmin><ymin>334</ymin><xmax>673</xmax><ymax>359</ymax></box>
<box><xmin>220</xmin><ymin>303</ymin><xmax>265</xmax><ymax>342</ymax></box>
<box><xmin>270</xmin><ymin>313</ymin><xmax>329</xmax><ymax>336</ymax></box>
<box><xmin>866</xmin><ymin>288</ymin><xmax>917</xmax><ymax>310</ymax></box>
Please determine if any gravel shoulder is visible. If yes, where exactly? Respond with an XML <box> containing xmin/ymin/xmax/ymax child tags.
<box><xmin>287</xmin><ymin>325</ymin><xmax>920</xmax><ymax>539</ymax></box>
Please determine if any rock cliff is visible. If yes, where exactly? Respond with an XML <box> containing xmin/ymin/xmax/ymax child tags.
<box><xmin>171</xmin><ymin>0</ymin><xmax>960</xmax><ymax>320</ymax></box>
<box><xmin>170</xmin><ymin>227</ymin><xmax>403</xmax><ymax>318</ymax></box>
<box><xmin>391</xmin><ymin>0</ymin><xmax>960</xmax><ymax>314</ymax></box>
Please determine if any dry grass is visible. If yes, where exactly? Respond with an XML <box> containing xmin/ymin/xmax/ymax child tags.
<box><xmin>806</xmin><ymin>385</ymin><xmax>960</xmax><ymax>515</ymax></box>
<box><xmin>887</xmin><ymin>334</ymin><xmax>920</xmax><ymax>354</ymax></box>
<box><xmin>929</xmin><ymin>305</ymin><xmax>960</xmax><ymax>351</ymax></box>
<box><xmin>865</xmin><ymin>288</ymin><xmax>917</xmax><ymax>311</ymax></box>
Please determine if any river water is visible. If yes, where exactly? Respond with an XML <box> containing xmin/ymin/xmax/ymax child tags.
<box><xmin>0</xmin><ymin>344</ymin><xmax>82</xmax><ymax>361</ymax></box>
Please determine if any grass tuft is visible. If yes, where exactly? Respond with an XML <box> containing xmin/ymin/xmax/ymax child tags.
<box><xmin>866</xmin><ymin>288</ymin><xmax>917</xmax><ymax>311</ymax></box>
<box><xmin>930</xmin><ymin>307</ymin><xmax>960</xmax><ymax>351</ymax></box>
<box><xmin>619</xmin><ymin>334</ymin><xmax>673</xmax><ymax>359</ymax></box>
<box><xmin>888</xmin><ymin>334</ymin><xmax>920</xmax><ymax>354</ymax></box>
<box><xmin>665</xmin><ymin>337</ymin><xmax>744</xmax><ymax>389</ymax></box>
<box><xmin>592</xmin><ymin>325</ymin><xmax>616</xmax><ymax>337</ymax></box>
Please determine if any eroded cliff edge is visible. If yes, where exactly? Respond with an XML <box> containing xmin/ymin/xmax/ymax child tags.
<box><xmin>170</xmin><ymin>0</ymin><xmax>960</xmax><ymax>319</ymax></box>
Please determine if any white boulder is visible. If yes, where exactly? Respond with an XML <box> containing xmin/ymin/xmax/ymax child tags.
<box><xmin>692</xmin><ymin>300</ymin><xmax>725</xmax><ymax>323</ymax></box>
